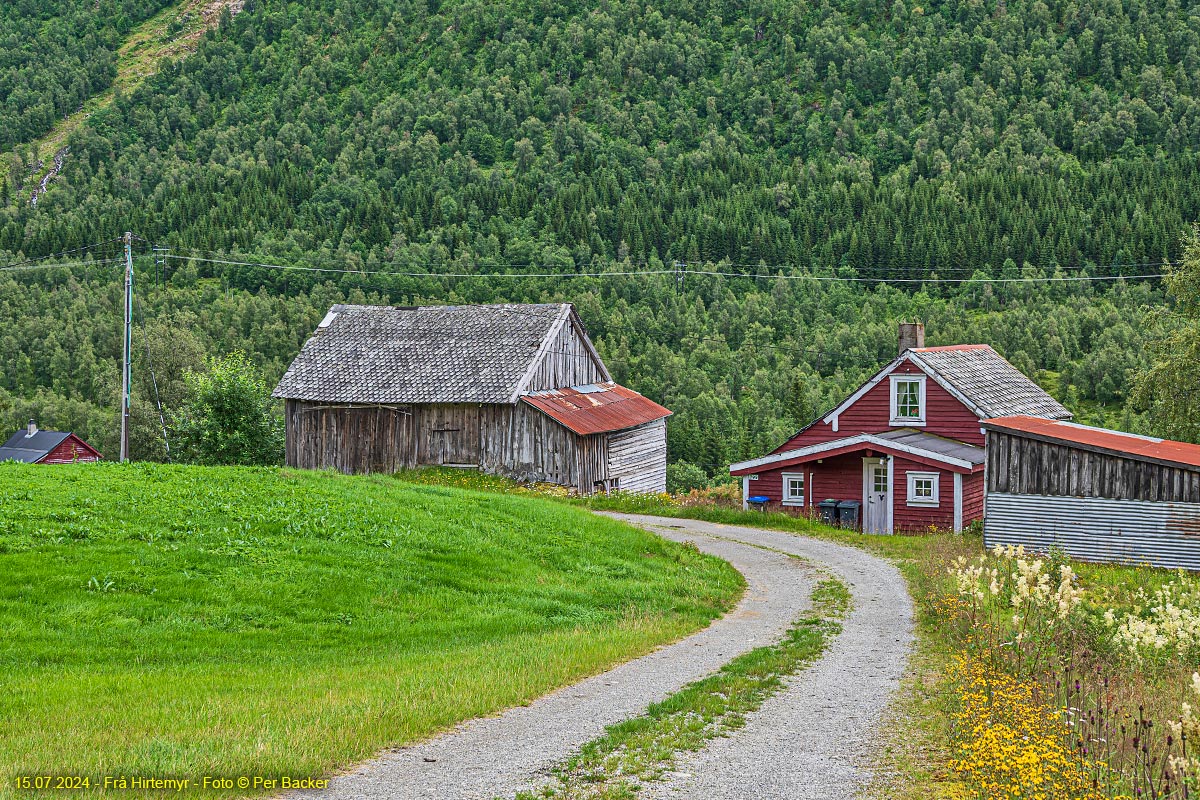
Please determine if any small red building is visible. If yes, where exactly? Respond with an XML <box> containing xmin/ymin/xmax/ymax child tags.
<box><xmin>0</xmin><ymin>420</ymin><xmax>102</xmax><ymax>464</ymax></box>
<box><xmin>730</xmin><ymin>324</ymin><xmax>1071</xmax><ymax>534</ymax></box>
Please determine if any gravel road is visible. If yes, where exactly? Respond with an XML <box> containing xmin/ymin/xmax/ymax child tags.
<box><xmin>295</xmin><ymin>515</ymin><xmax>912</xmax><ymax>800</ymax></box>
<box><xmin>297</xmin><ymin>525</ymin><xmax>815</xmax><ymax>800</ymax></box>
<box><xmin>613</xmin><ymin>516</ymin><xmax>915</xmax><ymax>800</ymax></box>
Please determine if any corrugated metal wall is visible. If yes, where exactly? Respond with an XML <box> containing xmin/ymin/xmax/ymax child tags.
<box><xmin>985</xmin><ymin>493</ymin><xmax>1200</xmax><ymax>570</ymax></box>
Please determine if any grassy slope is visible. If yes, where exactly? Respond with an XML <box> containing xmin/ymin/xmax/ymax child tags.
<box><xmin>0</xmin><ymin>463</ymin><xmax>741</xmax><ymax>796</ymax></box>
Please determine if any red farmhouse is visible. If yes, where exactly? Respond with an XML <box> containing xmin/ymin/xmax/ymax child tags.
<box><xmin>730</xmin><ymin>324</ymin><xmax>1071</xmax><ymax>534</ymax></box>
<box><xmin>0</xmin><ymin>420</ymin><xmax>102</xmax><ymax>464</ymax></box>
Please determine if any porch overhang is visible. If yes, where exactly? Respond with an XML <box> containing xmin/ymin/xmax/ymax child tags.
<box><xmin>729</xmin><ymin>430</ymin><xmax>985</xmax><ymax>476</ymax></box>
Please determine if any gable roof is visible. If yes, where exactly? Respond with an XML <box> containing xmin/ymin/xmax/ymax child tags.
<box><xmin>907</xmin><ymin>345</ymin><xmax>1072</xmax><ymax>420</ymax></box>
<box><xmin>984</xmin><ymin>416</ymin><xmax>1200</xmax><ymax>472</ymax></box>
<box><xmin>731</xmin><ymin>428</ymin><xmax>985</xmax><ymax>475</ymax></box>
<box><xmin>823</xmin><ymin>344</ymin><xmax>1071</xmax><ymax>427</ymax></box>
<box><xmin>0</xmin><ymin>430</ymin><xmax>73</xmax><ymax>463</ymax></box>
<box><xmin>522</xmin><ymin>383</ymin><xmax>672</xmax><ymax>435</ymax></box>
<box><xmin>272</xmin><ymin>303</ymin><xmax>611</xmax><ymax>405</ymax></box>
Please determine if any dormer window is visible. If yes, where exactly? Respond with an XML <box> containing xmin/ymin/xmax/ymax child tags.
<box><xmin>890</xmin><ymin>374</ymin><xmax>926</xmax><ymax>426</ymax></box>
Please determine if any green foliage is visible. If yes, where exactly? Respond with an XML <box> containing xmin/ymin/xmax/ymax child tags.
<box><xmin>5</xmin><ymin>0</ymin><xmax>1200</xmax><ymax>271</ymax></box>
<box><xmin>1132</xmin><ymin>228</ymin><xmax>1200</xmax><ymax>443</ymax></box>
<box><xmin>0</xmin><ymin>0</ymin><xmax>176</xmax><ymax>153</ymax></box>
<box><xmin>1</xmin><ymin>0</ymin><xmax>1192</xmax><ymax>466</ymax></box>
<box><xmin>666</xmin><ymin>461</ymin><xmax>709</xmax><ymax>494</ymax></box>
<box><xmin>170</xmin><ymin>351</ymin><xmax>284</xmax><ymax>466</ymax></box>
<box><xmin>0</xmin><ymin>462</ymin><xmax>741</xmax><ymax>786</ymax></box>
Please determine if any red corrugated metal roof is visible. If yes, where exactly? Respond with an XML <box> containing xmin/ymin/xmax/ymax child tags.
<box><xmin>985</xmin><ymin>415</ymin><xmax>1200</xmax><ymax>470</ymax></box>
<box><xmin>521</xmin><ymin>382</ymin><xmax>672</xmax><ymax>435</ymax></box>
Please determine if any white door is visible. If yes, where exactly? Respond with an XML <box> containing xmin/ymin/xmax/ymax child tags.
<box><xmin>862</xmin><ymin>458</ymin><xmax>890</xmax><ymax>534</ymax></box>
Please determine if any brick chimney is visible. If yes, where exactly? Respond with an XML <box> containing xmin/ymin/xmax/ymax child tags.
<box><xmin>898</xmin><ymin>322</ymin><xmax>925</xmax><ymax>355</ymax></box>
<box><xmin>26</xmin><ymin>419</ymin><xmax>37</xmax><ymax>438</ymax></box>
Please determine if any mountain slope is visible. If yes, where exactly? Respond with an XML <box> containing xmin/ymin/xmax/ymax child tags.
<box><xmin>6</xmin><ymin>0</ymin><xmax>1200</xmax><ymax>272</ymax></box>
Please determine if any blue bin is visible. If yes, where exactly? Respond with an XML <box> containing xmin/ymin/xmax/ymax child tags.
<box><xmin>748</xmin><ymin>495</ymin><xmax>770</xmax><ymax>512</ymax></box>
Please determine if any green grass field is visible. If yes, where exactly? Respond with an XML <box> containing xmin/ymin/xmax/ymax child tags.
<box><xmin>0</xmin><ymin>463</ymin><xmax>742</xmax><ymax>796</ymax></box>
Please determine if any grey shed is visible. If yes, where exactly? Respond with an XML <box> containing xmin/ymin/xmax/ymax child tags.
<box><xmin>273</xmin><ymin>303</ymin><xmax>671</xmax><ymax>493</ymax></box>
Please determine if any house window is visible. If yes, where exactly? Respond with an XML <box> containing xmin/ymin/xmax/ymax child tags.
<box><xmin>781</xmin><ymin>472</ymin><xmax>805</xmax><ymax>506</ymax></box>
<box><xmin>907</xmin><ymin>471</ymin><xmax>940</xmax><ymax>507</ymax></box>
<box><xmin>890</xmin><ymin>374</ymin><xmax>926</xmax><ymax>425</ymax></box>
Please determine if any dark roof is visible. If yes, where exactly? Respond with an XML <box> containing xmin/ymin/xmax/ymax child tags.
<box><xmin>985</xmin><ymin>416</ymin><xmax>1200</xmax><ymax>471</ymax></box>
<box><xmin>875</xmin><ymin>429</ymin><xmax>986</xmax><ymax>466</ymax></box>
<box><xmin>0</xmin><ymin>430</ymin><xmax>71</xmax><ymax>463</ymax></box>
<box><xmin>273</xmin><ymin>303</ymin><xmax>609</xmax><ymax>404</ymax></box>
<box><xmin>908</xmin><ymin>345</ymin><xmax>1072</xmax><ymax>420</ymax></box>
<box><xmin>522</xmin><ymin>383</ymin><xmax>672</xmax><ymax>435</ymax></box>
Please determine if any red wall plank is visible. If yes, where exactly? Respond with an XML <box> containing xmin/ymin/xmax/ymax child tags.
<box><xmin>39</xmin><ymin>435</ymin><xmax>101</xmax><ymax>464</ymax></box>
<box><xmin>750</xmin><ymin>454</ymin><xmax>864</xmax><ymax>513</ymax></box>
<box><xmin>891</xmin><ymin>456</ymin><xmax>954</xmax><ymax>533</ymax></box>
<box><xmin>775</xmin><ymin>360</ymin><xmax>984</xmax><ymax>452</ymax></box>
<box><xmin>963</xmin><ymin>471</ymin><xmax>985</xmax><ymax>525</ymax></box>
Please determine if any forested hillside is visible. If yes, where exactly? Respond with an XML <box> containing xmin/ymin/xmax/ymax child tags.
<box><xmin>0</xmin><ymin>0</ymin><xmax>177</xmax><ymax>154</ymax></box>
<box><xmin>1</xmin><ymin>0</ymin><xmax>1196</xmax><ymax>474</ymax></box>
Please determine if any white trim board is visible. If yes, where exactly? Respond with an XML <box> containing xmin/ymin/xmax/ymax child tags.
<box><xmin>729</xmin><ymin>432</ymin><xmax>978</xmax><ymax>473</ymax></box>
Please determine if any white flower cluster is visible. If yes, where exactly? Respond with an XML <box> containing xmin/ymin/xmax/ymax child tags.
<box><xmin>1167</xmin><ymin>673</ymin><xmax>1200</xmax><ymax>776</ymax></box>
<box><xmin>948</xmin><ymin>544</ymin><xmax>1083</xmax><ymax>620</ymax></box>
<box><xmin>1106</xmin><ymin>580</ymin><xmax>1200</xmax><ymax>660</ymax></box>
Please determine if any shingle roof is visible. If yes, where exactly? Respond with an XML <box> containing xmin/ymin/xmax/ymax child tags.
<box><xmin>908</xmin><ymin>345</ymin><xmax>1072</xmax><ymax>420</ymax></box>
<box><xmin>0</xmin><ymin>430</ymin><xmax>71</xmax><ymax>463</ymax></box>
<box><xmin>272</xmin><ymin>303</ymin><xmax>604</xmax><ymax>404</ymax></box>
<box><xmin>522</xmin><ymin>383</ymin><xmax>672</xmax><ymax>435</ymax></box>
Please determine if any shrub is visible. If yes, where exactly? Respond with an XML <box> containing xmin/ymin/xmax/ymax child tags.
<box><xmin>169</xmin><ymin>352</ymin><xmax>284</xmax><ymax>466</ymax></box>
<box><xmin>666</xmin><ymin>461</ymin><xmax>709</xmax><ymax>494</ymax></box>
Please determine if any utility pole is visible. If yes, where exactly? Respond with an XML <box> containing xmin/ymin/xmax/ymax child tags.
<box><xmin>674</xmin><ymin>260</ymin><xmax>687</xmax><ymax>294</ymax></box>
<box><xmin>120</xmin><ymin>231</ymin><xmax>133</xmax><ymax>463</ymax></box>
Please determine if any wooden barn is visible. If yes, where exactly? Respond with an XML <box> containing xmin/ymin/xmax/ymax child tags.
<box><xmin>0</xmin><ymin>420</ymin><xmax>101</xmax><ymax>464</ymax></box>
<box><xmin>273</xmin><ymin>303</ymin><xmax>671</xmax><ymax>493</ymax></box>
<box><xmin>983</xmin><ymin>416</ymin><xmax>1200</xmax><ymax>570</ymax></box>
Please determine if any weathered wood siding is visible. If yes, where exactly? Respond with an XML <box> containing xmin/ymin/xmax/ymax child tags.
<box><xmin>523</xmin><ymin>318</ymin><xmax>607</xmax><ymax>392</ymax></box>
<box><xmin>607</xmin><ymin>419</ymin><xmax>667</xmax><ymax>492</ymax></box>
<box><xmin>478</xmin><ymin>403</ymin><xmax>598</xmax><ymax>489</ymax></box>
<box><xmin>987</xmin><ymin>430</ymin><xmax>1200</xmax><ymax>503</ymax></box>
<box><xmin>287</xmin><ymin>398</ymin><xmax>624</xmax><ymax>494</ymax></box>
<box><xmin>417</xmin><ymin>403</ymin><xmax>481</xmax><ymax>466</ymax></box>
<box><xmin>286</xmin><ymin>400</ymin><xmax>417</xmax><ymax>473</ymax></box>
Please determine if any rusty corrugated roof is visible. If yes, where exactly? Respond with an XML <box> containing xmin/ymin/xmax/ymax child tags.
<box><xmin>522</xmin><ymin>383</ymin><xmax>671</xmax><ymax>435</ymax></box>
<box><xmin>985</xmin><ymin>416</ymin><xmax>1200</xmax><ymax>470</ymax></box>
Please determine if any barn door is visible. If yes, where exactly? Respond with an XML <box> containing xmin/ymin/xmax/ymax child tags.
<box><xmin>418</xmin><ymin>405</ymin><xmax>480</xmax><ymax>466</ymax></box>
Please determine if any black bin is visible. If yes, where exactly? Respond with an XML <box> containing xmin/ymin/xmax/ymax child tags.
<box><xmin>818</xmin><ymin>499</ymin><xmax>839</xmax><ymax>525</ymax></box>
<box><xmin>836</xmin><ymin>500</ymin><xmax>862</xmax><ymax>529</ymax></box>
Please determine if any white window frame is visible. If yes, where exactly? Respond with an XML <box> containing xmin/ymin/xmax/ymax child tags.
<box><xmin>781</xmin><ymin>472</ymin><xmax>805</xmax><ymax>506</ymax></box>
<box><xmin>889</xmin><ymin>374</ymin><xmax>927</xmax><ymax>426</ymax></box>
<box><xmin>907</xmin><ymin>470</ymin><xmax>940</xmax><ymax>507</ymax></box>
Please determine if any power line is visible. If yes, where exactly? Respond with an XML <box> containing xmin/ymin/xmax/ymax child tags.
<box><xmin>0</xmin><ymin>238</ymin><xmax>125</xmax><ymax>271</ymax></box>
<box><xmin>162</xmin><ymin>251</ymin><xmax>1169</xmax><ymax>286</ymax></box>
<box><xmin>690</xmin><ymin>268</ymin><xmax>1168</xmax><ymax>284</ymax></box>
<box><xmin>0</xmin><ymin>256</ymin><xmax>124</xmax><ymax>274</ymax></box>
<box><xmin>162</xmin><ymin>253</ymin><xmax>675</xmax><ymax>279</ymax></box>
